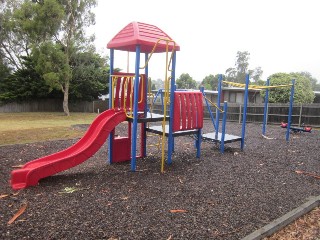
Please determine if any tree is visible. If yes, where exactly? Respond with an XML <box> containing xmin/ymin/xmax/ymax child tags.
<box><xmin>0</xmin><ymin>56</ymin><xmax>60</xmax><ymax>102</ymax></box>
<box><xmin>261</xmin><ymin>72</ymin><xmax>315</xmax><ymax>103</ymax></box>
<box><xmin>176</xmin><ymin>73</ymin><xmax>197</xmax><ymax>89</ymax></box>
<box><xmin>14</xmin><ymin>0</ymin><xmax>97</xmax><ymax>115</ymax></box>
<box><xmin>200</xmin><ymin>74</ymin><xmax>220</xmax><ymax>90</ymax></box>
<box><xmin>69</xmin><ymin>51</ymin><xmax>109</xmax><ymax>101</ymax></box>
<box><xmin>0</xmin><ymin>0</ymin><xmax>26</xmax><ymax>70</ymax></box>
<box><xmin>299</xmin><ymin>71</ymin><xmax>320</xmax><ymax>91</ymax></box>
<box><xmin>225</xmin><ymin>51</ymin><xmax>263</xmax><ymax>83</ymax></box>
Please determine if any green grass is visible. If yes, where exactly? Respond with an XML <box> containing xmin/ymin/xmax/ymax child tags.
<box><xmin>0</xmin><ymin>112</ymin><xmax>98</xmax><ymax>146</ymax></box>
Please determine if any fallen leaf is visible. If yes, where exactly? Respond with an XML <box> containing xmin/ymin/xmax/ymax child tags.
<box><xmin>0</xmin><ymin>194</ymin><xmax>9</xmax><ymax>199</ymax></box>
<box><xmin>11</xmin><ymin>165</ymin><xmax>24</xmax><ymax>168</ymax></box>
<box><xmin>8</xmin><ymin>202</ymin><xmax>27</xmax><ymax>225</ymax></box>
<box><xmin>170</xmin><ymin>209</ymin><xmax>187</xmax><ymax>213</ymax></box>
<box><xmin>295</xmin><ymin>170</ymin><xmax>320</xmax><ymax>179</ymax></box>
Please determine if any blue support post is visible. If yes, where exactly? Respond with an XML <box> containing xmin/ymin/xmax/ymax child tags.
<box><xmin>130</xmin><ymin>45</ymin><xmax>141</xmax><ymax>171</ymax></box>
<box><xmin>220</xmin><ymin>101</ymin><xmax>228</xmax><ymax>153</ymax></box>
<box><xmin>215</xmin><ymin>74</ymin><xmax>222</xmax><ymax>139</ymax></box>
<box><xmin>262</xmin><ymin>79</ymin><xmax>270</xmax><ymax>135</ymax></box>
<box><xmin>200</xmin><ymin>87</ymin><xmax>216</xmax><ymax>131</ymax></box>
<box><xmin>108</xmin><ymin>49</ymin><xmax>114</xmax><ymax>164</ymax></box>
<box><xmin>143</xmin><ymin>53</ymin><xmax>148</xmax><ymax>157</ymax></box>
<box><xmin>286</xmin><ymin>79</ymin><xmax>295</xmax><ymax>142</ymax></box>
<box><xmin>167</xmin><ymin>52</ymin><xmax>176</xmax><ymax>165</ymax></box>
<box><xmin>240</xmin><ymin>74</ymin><xmax>249</xmax><ymax>150</ymax></box>
<box><xmin>196</xmin><ymin>127</ymin><xmax>202</xmax><ymax>158</ymax></box>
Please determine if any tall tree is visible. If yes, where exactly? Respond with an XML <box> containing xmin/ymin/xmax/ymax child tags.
<box><xmin>200</xmin><ymin>74</ymin><xmax>220</xmax><ymax>90</ymax></box>
<box><xmin>225</xmin><ymin>51</ymin><xmax>263</xmax><ymax>83</ymax></box>
<box><xmin>0</xmin><ymin>0</ymin><xmax>26</xmax><ymax>70</ymax></box>
<box><xmin>261</xmin><ymin>72</ymin><xmax>315</xmax><ymax>103</ymax></box>
<box><xmin>176</xmin><ymin>73</ymin><xmax>197</xmax><ymax>89</ymax></box>
<box><xmin>299</xmin><ymin>71</ymin><xmax>320</xmax><ymax>91</ymax></box>
<box><xmin>69</xmin><ymin>51</ymin><xmax>109</xmax><ymax>101</ymax></box>
<box><xmin>15</xmin><ymin>0</ymin><xmax>97</xmax><ymax>115</ymax></box>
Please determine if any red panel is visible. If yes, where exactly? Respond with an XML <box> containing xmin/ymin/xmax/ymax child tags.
<box><xmin>107</xmin><ymin>22</ymin><xmax>180</xmax><ymax>53</ymax></box>
<box><xmin>172</xmin><ymin>92</ymin><xmax>204</xmax><ymax>132</ymax></box>
<box><xmin>10</xmin><ymin>109</ymin><xmax>127</xmax><ymax>190</ymax></box>
<box><xmin>173</xmin><ymin>93</ymin><xmax>181</xmax><ymax>131</ymax></box>
<box><xmin>112</xmin><ymin>72</ymin><xmax>146</xmax><ymax>112</ymax></box>
<box><xmin>112</xmin><ymin>137</ymin><xmax>131</xmax><ymax>162</ymax></box>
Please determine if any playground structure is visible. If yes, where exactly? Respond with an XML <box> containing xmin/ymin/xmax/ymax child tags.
<box><xmin>10</xmin><ymin>21</ymin><xmax>268</xmax><ymax>190</ymax></box>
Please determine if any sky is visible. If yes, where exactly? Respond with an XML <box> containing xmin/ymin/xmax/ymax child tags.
<box><xmin>90</xmin><ymin>0</ymin><xmax>320</xmax><ymax>83</ymax></box>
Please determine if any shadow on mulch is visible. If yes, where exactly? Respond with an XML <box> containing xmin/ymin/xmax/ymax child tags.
<box><xmin>1</xmin><ymin>121</ymin><xmax>319</xmax><ymax>239</ymax></box>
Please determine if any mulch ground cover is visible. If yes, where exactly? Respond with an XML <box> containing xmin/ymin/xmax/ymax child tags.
<box><xmin>1</xmin><ymin>120</ymin><xmax>319</xmax><ymax>239</ymax></box>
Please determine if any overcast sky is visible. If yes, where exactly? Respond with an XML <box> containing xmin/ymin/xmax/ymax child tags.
<box><xmin>90</xmin><ymin>0</ymin><xmax>320</xmax><ymax>82</ymax></box>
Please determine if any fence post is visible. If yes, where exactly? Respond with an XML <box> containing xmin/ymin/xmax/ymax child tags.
<box><xmin>299</xmin><ymin>103</ymin><xmax>303</xmax><ymax>126</ymax></box>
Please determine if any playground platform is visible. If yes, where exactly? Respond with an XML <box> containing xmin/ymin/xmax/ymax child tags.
<box><xmin>202</xmin><ymin>132</ymin><xmax>242</xmax><ymax>144</ymax></box>
<box><xmin>146</xmin><ymin>125</ymin><xmax>199</xmax><ymax>137</ymax></box>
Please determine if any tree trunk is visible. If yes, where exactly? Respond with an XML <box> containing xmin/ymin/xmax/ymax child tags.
<box><xmin>63</xmin><ymin>82</ymin><xmax>70</xmax><ymax>116</ymax></box>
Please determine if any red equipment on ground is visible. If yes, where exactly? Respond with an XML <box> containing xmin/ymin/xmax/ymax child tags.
<box><xmin>11</xmin><ymin>109</ymin><xmax>126</xmax><ymax>190</ymax></box>
<box><xmin>281</xmin><ymin>122</ymin><xmax>312</xmax><ymax>133</ymax></box>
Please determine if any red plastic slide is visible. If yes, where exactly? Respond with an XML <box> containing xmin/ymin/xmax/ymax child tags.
<box><xmin>11</xmin><ymin>109</ymin><xmax>126</xmax><ymax>190</ymax></box>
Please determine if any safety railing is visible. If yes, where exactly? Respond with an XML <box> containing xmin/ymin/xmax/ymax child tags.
<box><xmin>111</xmin><ymin>73</ymin><xmax>145</xmax><ymax>118</ymax></box>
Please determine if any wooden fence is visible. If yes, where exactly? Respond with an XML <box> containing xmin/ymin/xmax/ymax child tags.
<box><xmin>0</xmin><ymin>99</ymin><xmax>109</xmax><ymax>113</ymax></box>
<box><xmin>152</xmin><ymin>103</ymin><xmax>320</xmax><ymax>127</ymax></box>
<box><xmin>1</xmin><ymin>99</ymin><xmax>319</xmax><ymax>126</ymax></box>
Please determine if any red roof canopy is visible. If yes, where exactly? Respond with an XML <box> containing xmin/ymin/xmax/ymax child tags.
<box><xmin>107</xmin><ymin>22</ymin><xmax>180</xmax><ymax>53</ymax></box>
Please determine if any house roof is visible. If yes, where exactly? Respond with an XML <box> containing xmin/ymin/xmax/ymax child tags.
<box><xmin>107</xmin><ymin>22</ymin><xmax>180</xmax><ymax>53</ymax></box>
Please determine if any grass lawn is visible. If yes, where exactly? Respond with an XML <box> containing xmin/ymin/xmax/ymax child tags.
<box><xmin>0</xmin><ymin>112</ymin><xmax>98</xmax><ymax>146</ymax></box>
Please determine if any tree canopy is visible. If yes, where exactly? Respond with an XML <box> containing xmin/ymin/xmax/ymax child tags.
<box><xmin>261</xmin><ymin>72</ymin><xmax>315</xmax><ymax>103</ymax></box>
<box><xmin>0</xmin><ymin>0</ymin><xmax>99</xmax><ymax>115</ymax></box>
<box><xmin>200</xmin><ymin>74</ymin><xmax>221</xmax><ymax>90</ymax></box>
<box><xmin>176</xmin><ymin>73</ymin><xmax>197</xmax><ymax>89</ymax></box>
<box><xmin>225</xmin><ymin>51</ymin><xmax>263</xmax><ymax>83</ymax></box>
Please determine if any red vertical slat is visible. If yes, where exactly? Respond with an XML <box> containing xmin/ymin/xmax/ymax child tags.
<box><xmin>114</xmin><ymin>77</ymin><xmax>121</xmax><ymax>109</ymax></box>
<box><xmin>181</xmin><ymin>93</ymin><xmax>187</xmax><ymax>130</ymax></box>
<box><xmin>173</xmin><ymin>92</ymin><xmax>181</xmax><ymax>132</ymax></box>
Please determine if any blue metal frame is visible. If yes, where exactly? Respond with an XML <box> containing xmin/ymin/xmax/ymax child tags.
<box><xmin>143</xmin><ymin>53</ymin><xmax>148</xmax><ymax>157</ymax></box>
<box><xmin>130</xmin><ymin>45</ymin><xmax>141</xmax><ymax>171</ymax></box>
<box><xmin>286</xmin><ymin>79</ymin><xmax>295</xmax><ymax>142</ymax></box>
<box><xmin>200</xmin><ymin>87</ymin><xmax>216</xmax><ymax>131</ymax></box>
<box><xmin>262</xmin><ymin>78</ymin><xmax>270</xmax><ymax>135</ymax></box>
<box><xmin>220</xmin><ymin>101</ymin><xmax>228</xmax><ymax>153</ymax></box>
<box><xmin>167</xmin><ymin>52</ymin><xmax>176</xmax><ymax>165</ymax></box>
<box><xmin>240</xmin><ymin>74</ymin><xmax>249</xmax><ymax>150</ymax></box>
<box><xmin>108</xmin><ymin>49</ymin><xmax>114</xmax><ymax>164</ymax></box>
<box><xmin>215</xmin><ymin>74</ymin><xmax>222</xmax><ymax>139</ymax></box>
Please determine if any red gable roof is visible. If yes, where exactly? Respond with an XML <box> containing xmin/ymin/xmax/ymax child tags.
<box><xmin>107</xmin><ymin>22</ymin><xmax>180</xmax><ymax>53</ymax></box>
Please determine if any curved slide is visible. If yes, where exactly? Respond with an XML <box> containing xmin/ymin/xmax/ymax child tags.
<box><xmin>11</xmin><ymin>109</ymin><xmax>127</xmax><ymax>190</ymax></box>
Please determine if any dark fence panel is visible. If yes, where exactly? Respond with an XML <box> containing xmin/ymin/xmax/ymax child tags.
<box><xmin>1</xmin><ymin>100</ymin><xmax>319</xmax><ymax>126</ymax></box>
<box><xmin>0</xmin><ymin>99</ymin><xmax>110</xmax><ymax>113</ymax></box>
<box><xmin>151</xmin><ymin>103</ymin><xmax>320</xmax><ymax>127</ymax></box>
